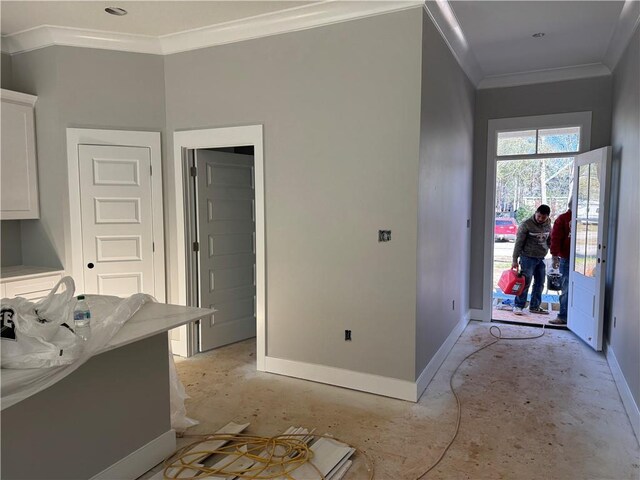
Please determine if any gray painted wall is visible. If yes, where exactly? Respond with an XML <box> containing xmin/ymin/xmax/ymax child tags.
<box><xmin>470</xmin><ymin>76</ymin><xmax>613</xmax><ymax>310</ymax></box>
<box><xmin>608</xmin><ymin>27</ymin><xmax>639</xmax><ymax>408</ymax></box>
<box><xmin>1</xmin><ymin>221</ymin><xmax>22</xmax><ymax>267</ymax></box>
<box><xmin>10</xmin><ymin>47</ymin><xmax>166</xmax><ymax>271</ymax></box>
<box><xmin>415</xmin><ymin>11</ymin><xmax>475</xmax><ymax>377</ymax></box>
<box><xmin>1</xmin><ymin>52</ymin><xmax>11</xmax><ymax>89</ymax></box>
<box><xmin>165</xmin><ymin>9</ymin><xmax>423</xmax><ymax>381</ymax></box>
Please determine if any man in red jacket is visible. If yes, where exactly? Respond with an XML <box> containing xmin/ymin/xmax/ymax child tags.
<box><xmin>549</xmin><ymin>203</ymin><xmax>572</xmax><ymax>325</ymax></box>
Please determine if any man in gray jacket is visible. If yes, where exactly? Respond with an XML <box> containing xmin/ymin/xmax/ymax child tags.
<box><xmin>511</xmin><ymin>205</ymin><xmax>552</xmax><ymax>315</ymax></box>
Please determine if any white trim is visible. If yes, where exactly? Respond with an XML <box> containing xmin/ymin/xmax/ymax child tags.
<box><xmin>90</xmin><ymin>429</ymin><xmax>176</xmax><ymax>480</ymax></box>
<box><xmin>416</xmin><ymin>312</ymin><xmax>470</xmax><ymax>401</ymax></box>
<box><xmin>422</xmin><ymin>1</ymin><xmax>483</xmax><ymax>86</ymax></box>
<box><xmin>265</xmin><ymin>356</ymin><xmax>418</xmax><ymax>402</ymax></box>
<box><xmin>1</xmin><ymin>1</ymin><xmax>422</xmax><ymax>56</ymax></box>
<box><xmin>65</xmin><ymin>128</ymin><xmax>166</xmax><ymax>302</ymax></box>
<box><xmin>171</xmin><ymin>126</ymin><xmax>266</xmax><ymax>370</ymax></box>
<box><xmin>482</xmin><ymin>113</ymin><xmax>592</xmax><ymax>322</ymax></box>
<box><xmin>604</xmin><ymin>0</ymin><xmax>640</xmax><ymax>72</ymax></box>
<box><xmin>478</xmin><ymin>63</ymin><xmax>611</xmax><ymax>90</ymax></box>
<box><xmin>605</xmin><ymin>344</ymin><xmax>640</xmax><ymax>444</ymax></box>
<box><xmin>0</xmin><ymin>88</ymin><xmax>37</xmax><ymax>106</ymax></box>
<box><xmin>469</xmin><ymin>308</ymin><xmax>488</xmax><ymax>322</ymax></box>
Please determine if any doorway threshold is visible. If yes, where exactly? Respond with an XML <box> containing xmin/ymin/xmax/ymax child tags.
<box><xmin>492</xmin><ymin>308</ymin><xmax>567</xmax><ymax>329</ymax></box>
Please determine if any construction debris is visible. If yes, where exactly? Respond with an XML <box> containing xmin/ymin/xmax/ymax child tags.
<box><xmin>151</xmin><ymin>422</ymin><xmax>369</xmax><ymax>480</ymax></box>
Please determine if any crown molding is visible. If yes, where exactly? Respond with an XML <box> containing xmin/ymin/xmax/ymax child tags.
<box><xmin>1</xmin><ymin>25</ymin><xmax>162</xmax><ymax>55</ymax></box>
<box><xmin>159</xmin><ymin>0</ymin><xmax>422</xmax><ymax>55</ymax></box>
<box><xmin>478</xmin><ymin>63</ymin><xmax>612</xmax><ymax>90</ymax></box>
<box><xmin>422</xmin><ymin>0</ymin><xmax>484</xmax><ymax>86</ymax></box>
<box><xmin>1</xmin><ymin>0</ymin><xmax>422</xmax><ymax>56</ymax></box>
<box><xmin>603</xmin><ymin>0</ymin><xmax>640</xmax><ymax>71</ymax></box>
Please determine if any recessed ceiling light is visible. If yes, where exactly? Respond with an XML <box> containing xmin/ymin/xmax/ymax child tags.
<box><xmin>105</xmin><ymin>7</ymin><xmax>128</xmax><ymax>16</ymax></box>
<box><xmin>532</xmin><ymin>32</ymin><xmax>545</xmax><ymax>38</ymax></box>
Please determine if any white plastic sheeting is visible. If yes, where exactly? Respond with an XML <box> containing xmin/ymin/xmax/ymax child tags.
<box><xmin>1</xmin><ymin>282</ymin><xmax>198</xmax><ymax>433</ymax></box>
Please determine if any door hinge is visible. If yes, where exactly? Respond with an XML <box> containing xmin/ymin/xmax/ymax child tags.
<box><xmin>193</xmin><ymin>241</ymin><xmax>199</xmax><ymax>252</ymax></box>
<box><xmin>190</xmin><ymin>166</ymin><xmax>197</xmax><ymax>177</ymax></box>
<box><xmin>150</xmin><ymin>165</ymin><xmax>153</xmax><ymax>176</ymax></box>
<box><xmin>152</xmin><ymin>242</ymin><xmax>155</xmax><ymax>252</ymax></box>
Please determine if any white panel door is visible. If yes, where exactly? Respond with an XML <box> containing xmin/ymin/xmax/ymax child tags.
<box><xmin>196</xmin><ymin>150</ymin><xmax>256</xmax><ymax>351</ymax></box>
<box><xmin>568</xmin><ymin>147</ymin><xmax>611</xmax><ymax>351</ymax></box>
<box><xmin>79</xmin><ymin>145</ymin><xmax>155</xmax><ymax>297</ymax></box>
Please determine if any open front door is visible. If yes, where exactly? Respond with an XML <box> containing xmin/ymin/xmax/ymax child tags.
<box><xmin>568</xmin><ymin>146</ymin><xmax>611</xmax><ymax>351</ymax></box>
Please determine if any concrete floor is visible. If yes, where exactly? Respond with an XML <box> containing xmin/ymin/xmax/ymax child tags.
<box><xmin>143</xmin><ymin>321</ymin><xmax>639</xmax><ymax>479</ymax></box>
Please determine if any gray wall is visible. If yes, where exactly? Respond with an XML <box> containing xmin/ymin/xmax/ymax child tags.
<box><xmin>608</xmin><ymin>27</ymin><xmax>639</xmax><ymax>408</ymax></box>
<box><xmin>11</xmin><ymin>47</ymin><xmax>166</xmax><ymax>271</ymax></box>
<box><xmin>1</xmin><ymin>221</ymin><xmax>22</xmax><ymax>267</ymax></box>
<box><xmin>165</xmin><ymin>9</ymin><xmax>423</xmax><ymax>381</ymax></box>
<box><xmin>1</xmin><ymin>52</ymin><xmax>11</xmax><ymax>89</ymax></box>
<box><xmin>470</xmin><ymin>76</ymin><xmax>613</xmax><ymax>310</ymax></box>
<box><xmin>1</xmin><ymin>333</ymin><xmax>170</xmax><ymax>479</ymax></box>
<box><xmin>415</xmin><ymin>11</ymin><xmax>475</xmax><ymax>377</ymax></box>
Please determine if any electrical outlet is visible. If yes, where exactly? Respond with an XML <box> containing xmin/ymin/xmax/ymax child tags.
<box><xmin>345</xmin><ymin>329</ymin><xmax>352</xmax><ymax>341</ymax></box>
<box><xmin>378</xmin><ymin>230</ymin><xmax>391</xmax><ymax>242</ymax></box>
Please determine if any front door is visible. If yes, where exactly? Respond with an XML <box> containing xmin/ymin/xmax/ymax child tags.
<box><xmin>196</xmin><ymin>150</ymin><xmax>256</xmax><ymax>351</ymax></box>
<box><xmin>568</xmin><ymin>146</ymin><xmax>611</xmax><ymax>351</ymax></box>
<box><xmin>78</xmin><ymin>144</ymin><xmax>156</xmax><ymax>297</ymax></box>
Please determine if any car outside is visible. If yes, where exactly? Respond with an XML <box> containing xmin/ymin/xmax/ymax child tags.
<box><xmin>495</xmin><ymin>217</ymin><xmax>517</xmax><ymax>242</ymax></box>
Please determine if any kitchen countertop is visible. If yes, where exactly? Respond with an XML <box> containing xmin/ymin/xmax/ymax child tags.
<box><xmin>0</xmin><ymin>265</ymin><xmax>64</xmax><ymax>281</ymax></box>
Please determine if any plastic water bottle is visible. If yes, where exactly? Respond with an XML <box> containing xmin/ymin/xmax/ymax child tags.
<box><xmin>74</xmin><ymin>295</ymin><xmax>91</xmax><ymax>341</ymax></box>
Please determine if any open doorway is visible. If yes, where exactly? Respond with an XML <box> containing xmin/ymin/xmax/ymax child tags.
<box><xmin>170</xmin><ymin>125</ymin><xmax>266</xmax><ymax>369</ymax></box>
<box><xmin>492</xmin><ymin>155</ymin><xmax>573</xmax><ymax>326</ymax></box>
<box><xmin>485</xmin><ymin>113</ymin><xmax>592</xmax><ymax>327</ymax></box>
<box><xmin>188</xmin><ymin>146</ymin><xmax>257</xmax><ymax>353</ymax></box>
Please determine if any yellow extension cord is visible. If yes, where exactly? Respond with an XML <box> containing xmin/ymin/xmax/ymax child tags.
<box><xmin>163</xmin><ymin>432</ymin><xmax>374</xmax><ymax>480</ymax></box>
<box><xmin>163</xmin><ymin>324</ymin><xmax>544</xmax><ymax>480</ymax></box>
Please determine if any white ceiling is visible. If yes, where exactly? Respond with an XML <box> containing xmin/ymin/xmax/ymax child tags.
<box><xmin>449</xmin><ymin>1</ymin><xmax>626</xmax><ymax>77</ymax></box>
<box><xmin>0</xmin><ymin>1</ymin><xmax>316</xmax><ymax>36</ymax></box>
<box><xmin>0</xmin><ymin>1</ymin><xmax>637</xmax><ymax>88</ymax></box>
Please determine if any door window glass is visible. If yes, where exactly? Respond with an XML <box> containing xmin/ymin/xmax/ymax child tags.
<box><xmin>584</xmin><ymin>164</ymin><xmax>600</xmax><ymax>277</ymax></box>
<box><xmin>574</xmin><ymin>164</ymin><xmax>590</xmax><ymax>275</ymax></box>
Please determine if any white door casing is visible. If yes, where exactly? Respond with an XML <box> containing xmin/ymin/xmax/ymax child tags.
<box><xmin>568</xmin><ymin>146</ymin><xmax>612</xmax><ymax>351</ymax></box>
<box><xmin>66</xmin><ymin>129</ymin><xmax>165</xmax><ymax>301</ymax></box>
<box><xmin>171</xmin><ymin>125</ymin><xmax>265</xmax><ymax>367</ymax></box>
<box><xmin>196</xmin><ymin>150</ymin><xmax>256</xmax><ymax>351</ymax></box>
<box><xmin>78</xmin><ymin>145</ymin><xmax>155</xmax><ymax>297</ymax></box>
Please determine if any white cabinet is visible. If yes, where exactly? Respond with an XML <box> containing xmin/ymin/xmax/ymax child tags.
<box><xmin>1</xmin><ymin>89</ymin><xmax>39</xmax><ymax>220</ymax></box>
<box><xmin>1</xmin><ymin>267</ymin><xmax>63</xmax><ymax>301</ymax></box>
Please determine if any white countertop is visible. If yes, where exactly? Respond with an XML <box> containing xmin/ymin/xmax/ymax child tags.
<box><xmin>0</xmin><ymin>265</ymin><xmax>64</xmax><ymax>282</ymax></box>
<box><xmin>1</xmin><ymin>301</ymin><xmax>213</xmax><ymax>409</ymax></box>
<box><xmin>99</xmin><ymin>302</ymin><xmax>212</xmax><ymax>354</ymax></box>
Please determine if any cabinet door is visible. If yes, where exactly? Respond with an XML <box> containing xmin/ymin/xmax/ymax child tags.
<box><xmin>1</xmin><ymin>100</ymin><xmax>39</xmax><ymax>219</ymax></box>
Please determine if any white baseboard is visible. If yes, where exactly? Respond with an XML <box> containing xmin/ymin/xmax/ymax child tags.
<box><xmin>469</xmin><ymin>308</ymin><xmax>488</xmax><ymax>322</ymax></box>
<box><xmin>264</xmin><ymin>356</ymin><xmax>417</xmax><ymax>402</ymax></box>
<box><xmin>605</xmin><ymin>344</ymin><xmax>640</xmax><ymax>444</ymax></box>
<box><xmin>90</xmin><ymin>429</ymin><xmax>176</xmax><ymax>480</ymax></box>
<box><xmin>415</xmin><ymin>312</ymin><xmax>470</xmax><ymax>402</ymax></box>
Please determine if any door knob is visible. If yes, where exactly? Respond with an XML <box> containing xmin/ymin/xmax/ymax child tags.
<box><xmin>87</xmin><ymin>263</ymin><xmax>94</xmax><ymax>269</ymax></box>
